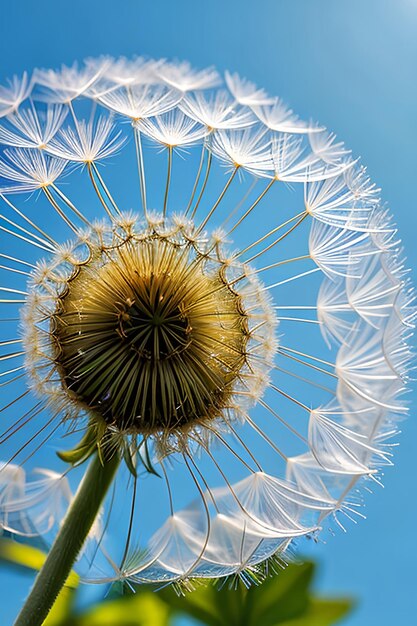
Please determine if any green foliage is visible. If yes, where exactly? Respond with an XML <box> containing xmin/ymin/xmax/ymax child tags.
<box><xmin>63</xmin><ymin>592</ymin><xmax>171</xmax><ymax>626</ymax></box>
<box><xmin>154</xmin><ymin>562</ymin><xmax>352</xmax><ymax>626</ymax></box>
<box><xmin>0</xmin><ymin>539</ymin><xmax>79</xmax><ymax>588</ymax></box>
<box><xmin>0</xmin><ymin>539</ymin><xmax>78</xmax><ymax>626</ymax></box>
<box><xmin>0</xmin><ymin>538</ymin><xmax>353</xmax><ymax>626</ymax></box>
<box><xmin>57</xmin><ymin>425</ymin><xmax>99</xmax><ymax>465</ymax></box>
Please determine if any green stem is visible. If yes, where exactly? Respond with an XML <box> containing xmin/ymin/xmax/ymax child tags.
<box><xmin>14</xmin><ymin>452</ymin><xmax>120</xmax><ymax>626</ymax></box>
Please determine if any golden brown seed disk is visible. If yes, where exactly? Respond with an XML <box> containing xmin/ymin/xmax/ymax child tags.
<box><xmin>52</xmin><ymin>236</ymin><xmax>249</xmax><ymax>434</ymax></box>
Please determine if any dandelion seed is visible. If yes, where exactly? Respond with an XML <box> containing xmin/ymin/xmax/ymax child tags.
<box><xmin>0</xmin><ymin>73</ymin><xmax>32</xmax><ymax>117</ymax></box>
<box><xmin>269</xmin><ymin>133</ymin><xmax>352</xmax><ymax>183</ymax></box>
<box><xmin>209</xmin><ymin>128</ymin><xmax>272</xmax><ymax>175</ymax></box>
<box><xmin>252</xmin><ymin>98</ymin><xmax>321</xmax><ymax>134</ymax></box>
<box><xmin>309</xmin><ymin>130</ymin><xmax>351</xmax><ymax>164</ymax></box>
<box><xmin>92</xmin><ymin>56</ymin><xmax>164</xmax><ymax>94</ymax></box>
<box><xmin>0</xmin><ymin>148</ymin><xmax>68</xmax><ymax>193</ymax></box>
<box><xmin>158</xmin><ymin>60</ymin><xmax>221</xmax><ymax>92</ymax></box>
<box><xmin>47</xmin><ymin>114</ymin><xmax>126</xmax><ymax>163</ymax></box>
<box><xmin>0</xmin><ymin>464</ymin><xmax>72</xmax><ymax>536</ymax></box>
<box><xmin>0</xmin><ymin>104</ymin><xmax>68</xmax><ymax>149</ymax></box>
<box><xmin>225</xmin><ymin>71</ymin><xmax>274</xmax><ymax>106</ymax></box>
<box><xmin>137</xmin><ymin>110</ymin><xmax>207</xmax><ymax>149</ymax></box>
<box><xmin>96</xmin><ymin>84</ymin><xmax>181</xmax><ymax>121</ymax></box>
<box><xmin>180</xmin><ymin>91</ymin><xmax>255</xmax><ymax>131</ymax></box>
<box><xmin>33</xmin><ymin>59</ymin><xmax>110</xmax><ymax>103</ymax></box>
<box><xmin>304</xmin><ymin>166</ymin><xmax>379</xmax><ymax>230</ymax></box>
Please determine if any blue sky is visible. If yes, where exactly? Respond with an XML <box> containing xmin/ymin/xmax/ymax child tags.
<box><xmin>1</xmin><ymin>1</ymin><xmax>417</xmax><ymax>624</ymax></box>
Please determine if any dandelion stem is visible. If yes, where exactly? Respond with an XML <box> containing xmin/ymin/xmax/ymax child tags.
<box><xmin>133</xmin><ymin>126</ymin><xmax>147</xmax><ymax>218</ymax></box>
<box><xmin>235</xmin><ymin>211</ymin><xmax>305</xmax><ymax>259</ymax></box>
<box><xmin>197</xmin><ymin>166</ymin><xmax>238</xmax><ymax>232</ymax></box>
<box><xmin>1</xmin><ymin>194</ymin><xmax>58</xmax><ymax>248</ymax></box>
<box><xmin>42</xmin><ymin>188</ymin><xmax>80</xmax><ymax>234</ymax></box>
<box><xmin>87</xmin><ymin>162</ymin><xmax>115</xmax><ymax>220</ymax></box>
<box><xmin>163</xmin><ymin>146</ymin><xmax>173</xmax><ymax>217</ymax></box>
<box><xmin>231</xmin><ymin>254</ymin><xmax>310</xmax><ymax>285</ymax></box>
<box><xmin>14</xmin><ymin>451</ymin><xmax>120</xmax><ymax>626</ymax></box>
<box><xmin>246</xmin><ymin>211</ymin><xmax>308</xmax><ymax>263</ymax></box>
<box><xmin>190</xmin><ymin>150</ymin><xmax>212</xmax><ymax>219</ymax></box>
<box><xmin>185</xmin><ymin>143</ymin><xmax>206</xmax><ymax>215</ymax></box>
<box><xmin>220</xmin><ymin>178</ymin><xmax>258</xmax><ymax>229</ymax></box>
<box><xmin>227</xmin><ymin>178</ymin><xmax>275</xmax><ymax>235</ymax></box>
<box><xmin>51</xmin><ymin>184</ymin><xmax>92</xmax><ymax>226</ymax></box>
<box><xmin>92</xmin><ymin>163</ymin><xmax>122</xmax><ymax>217</ymax></box>
<box><xmin>0</xmin><ymin>212</ymin><xmax>55</xmax><ymax>251</ymax></box>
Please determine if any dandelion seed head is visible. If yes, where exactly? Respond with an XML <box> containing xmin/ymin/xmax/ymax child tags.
<box><xmin>0</xmin><ymin>56</ymin><xmax>414</xmax><ymax>587</ymax></box>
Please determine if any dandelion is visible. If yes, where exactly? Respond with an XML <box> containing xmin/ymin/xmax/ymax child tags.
<box><xmin>95</xmin><ymin>83</ymin><xmax>182</xmax><ymax>120</ymax></box>
<box><xmin>0</xmin><ymin>57</ymin><xmax>414</xmax><ymax>626</ymax></box>
<box><xmin>0</xmin><ymin>463</ymin><xmax>72</xmax><ymax>537</ymax></box>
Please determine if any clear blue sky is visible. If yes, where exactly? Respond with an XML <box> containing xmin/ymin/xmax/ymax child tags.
<box><xmin>1</xmin><ymin>1</ymin><xmax>417</xmax><ymax>625</ymax></box>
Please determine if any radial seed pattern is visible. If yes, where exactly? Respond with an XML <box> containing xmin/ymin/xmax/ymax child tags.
<box><xmin>0</xmin><ymin>56</ymin><xmax>414</xmax><ymax>587</ymax></box>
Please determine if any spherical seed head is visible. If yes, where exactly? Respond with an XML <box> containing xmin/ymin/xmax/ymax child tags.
<box><xmin>24</xmin><ymin>216</ymin><xmax>274</xmax><ymax>442</ymax></box>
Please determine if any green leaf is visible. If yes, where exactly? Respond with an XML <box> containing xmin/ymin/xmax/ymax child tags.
<box><xmin>137</xmin><ymin>438</ymin><xmax>161</xmax><ymax>477</ymax></box>
<box><xmin>157</xmin><ymin>580</ymin><xmax>249</xmax><ymax>626</ymax></box>
<box><xmin>157</xmin><ymin>584</ymin><xmax>227</xmax><ymax>626</ymax></box>
<box><xmin>123</xmin><ymin>443</ymin><xmax>138</xmax><ymax>478</ymax></box>
<box><xmin>43</xmin><ymin>587</ymin><xmax>76</xmax><ymax>626</ymax></box>
<box><xmin>156</xmin><ymin>564</ymin><xmax>313</xmax><ymax>626</ymax></box>
<box><xmin>0</xmin><ymin>538</ymin><xmax>79</xmax><ymax>626</ymax></box>
<box><xmin>152</xmin><ymin>562</ymin><xmax>352</xmax><ymax>626</ymax></box>
<box><xmin>0</xmin><ymin>538</ymin><xmax>79</xmax><ymax>588</ymax></box>
<box><xmin>244</xmin><ymin>562</ymin><xmax>314</xmax><ymax>625</ymax></box>
<box><xmin>57</xmin><ymin>426</ymin><xmax>98</xmax><ymax>465</ymax></box>
<box><xmin>0</xmin><ymin>537</ymin><xmax>353</xmax><ymax>626</ymax></box>
<box><xmin>66</xmin><ymin>591</ymin><xmax>171</xmax><ymax>626</ymax></box>
<box><xmin>275</xmin><ymin>597</ymin><xmax>353</xmax><ymax>626</ymax></box>
<box><xmin>214</xmin><ymin>582</ymin><xmax>248</xmax><ymax>626</ymax></box>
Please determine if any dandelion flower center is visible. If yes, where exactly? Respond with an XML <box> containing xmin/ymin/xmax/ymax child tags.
<box><xmin>24</xmin><ymin>217</ymin><xmax>272</xmax><ymax>438</ymax></box>
<box><xmin>53</xmin><ymin>236</ymin><xmax>249</xmax><ymax>433</ymax></box>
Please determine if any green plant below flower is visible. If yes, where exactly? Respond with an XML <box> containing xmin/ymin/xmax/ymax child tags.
<box><xmin>0</xmin><ymin>537</ymin><xmax>353</xmax><ymax>626</ymax></box>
